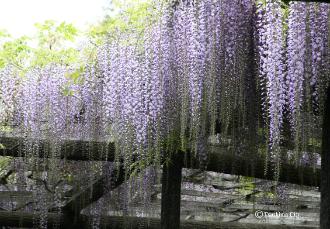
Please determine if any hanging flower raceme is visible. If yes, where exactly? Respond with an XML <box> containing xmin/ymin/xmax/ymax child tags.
<box><xmin>0</xmin><ymin>66</ymin><xmax>19</xmax><ymax>125</ymax></box>
<box><xmin>256</xmin><ymin>0</ymin><xmax>286</xmax><ymax>180</ymax></box>
<box><xmin>17</xmin><ymin>65</ymin><xmax>83</xmax><ymax>139</ymax></box>
<box><xmin>286</xmin><ymin>2</ymin><xmax>329</xmax><ymax>165</ymax></box>
<box><xmin>308</xmin><ymin>3</ymin><xmax>330</xmax><ymax>114</ymax></box>
<box><xmin>79</xmin><ymin>63</ymin><xmax>106</xmax><ymax>141</ymax></box>
<box><xmin>0</xmin><ymin>65</ymin><xmax>93</xmax><ymax>228</ymax></box>
<box><xmin>172</xmin><ymin>1</ymin><xmax>209</xmax><ymax>155</ymax></box>
<box><xmin>97</xmin><ymin>0</ymin><xmax>257</xmax><ymax>171</ymax></box>
<box><xmin>99</xmin><ymin>28</ymin><xmax>170</xmax><ymax>170</ymax></box>
<box><xmin>286</xmin><ymin>2</ymin><xmax>307</xmax><ymax>161</ymax></box>
<box><xmin>287</xmin><ymin>2</ymin><xmax>307</xmax><ymax>128</ymax></box>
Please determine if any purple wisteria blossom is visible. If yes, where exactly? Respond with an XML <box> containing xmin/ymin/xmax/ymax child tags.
<box><xmin>287</xmin><ymin>2</ymin><xmax>307</xmax><ymax>164</ymax></box>
<box><xmin>0</xmin><ymin>66</ymin><xmax>19</xmax><ymax>125</ymax></box>
<box><xmin>256</xmin><ymin>0</ymin><xmax>286</xmax><ymax>180</ymax></box>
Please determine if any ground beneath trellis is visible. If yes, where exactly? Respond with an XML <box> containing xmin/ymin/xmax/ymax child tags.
<box><xmin>0</xmin><ymin>152</ymin><xmax>320</xmax><ymax>229</ymax></box>
<box><xmin>82</xmin><ymin>168</ymin><xmax>320</xmax><ymax>229</ymax></box>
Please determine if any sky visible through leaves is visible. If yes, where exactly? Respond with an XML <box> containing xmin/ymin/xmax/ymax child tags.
<box><xmin>0</xmin><ymin>0</ymin><xmax>109</xmax><ymax>37</ymax></box>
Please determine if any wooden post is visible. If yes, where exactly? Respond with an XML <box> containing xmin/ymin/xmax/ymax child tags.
<box><xmin>161</xmin><ymin>151</ymin><xmax>184</xmax><ymax>229</ymax></box>
<box><xmin>321</xmin><ymin>86</ymin><xmax>330</xmax><ymax>229</ymax></box>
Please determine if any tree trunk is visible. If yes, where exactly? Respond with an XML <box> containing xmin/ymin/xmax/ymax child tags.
<box><xmin>321</xmin><ymin>86</ymin><xmax>330</xmax><ymax>229</ymax></box>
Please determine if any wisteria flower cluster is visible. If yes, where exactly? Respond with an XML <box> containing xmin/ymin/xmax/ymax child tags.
<box><xmin>0</xmin><ymin>66</ymin><xmax>19</xmax><ymax>125</ymax></box>
<box><xmin>256</xmin><ymin>0</ymin><xmax>286</xmax><ymax>180</ymax></box>
<box><xmin>256</xmin><ymin>0</ymin><xmax>329</xmax><ymax>178</ymax></box>
<box><xmin>97</xmin><ymin>0</ymin><xmax>257</xmax><ymax>170</ymax></box>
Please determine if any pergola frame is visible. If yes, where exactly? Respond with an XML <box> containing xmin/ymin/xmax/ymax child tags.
<box><xmin>0</xmin><ymin>129</ymin><xmax>322</xmax><ymax>228</ymax></box>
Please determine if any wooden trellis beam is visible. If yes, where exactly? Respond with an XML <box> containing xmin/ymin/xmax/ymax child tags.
<box><xmin>204</xmin><ymin>147</ymin><xmax>320</xmax><ymax>187</ymax></box>
<box><xmin>61</xmin><ymin>165</ymin><xmax>125</xmax><ymax>228</ymax></box>
<box><xmin>0</xmin><ymin>136</ymin><xmax>320</xmax><ymax>187</ymax></box>
<box><xmin>0</xmin><ymin>136</ymin><xmax>114</xmax><ymax>161</ymax></box>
